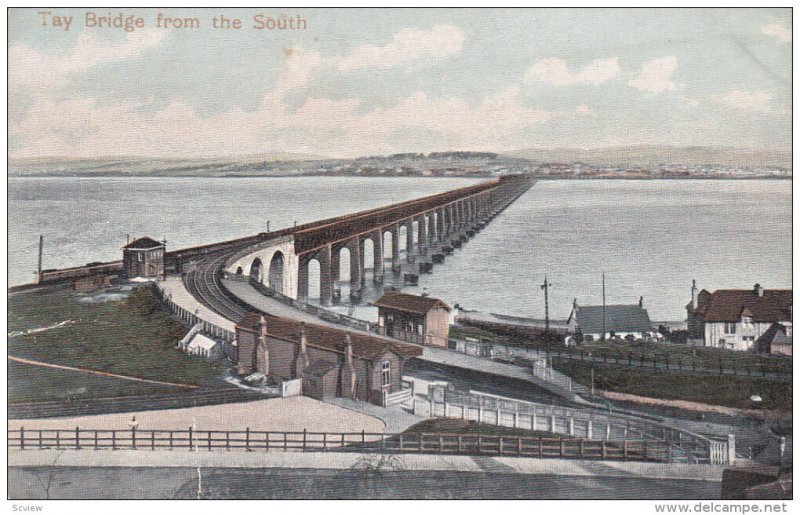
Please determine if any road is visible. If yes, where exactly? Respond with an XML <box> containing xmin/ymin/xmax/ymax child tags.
<box><xmin>8</xmin><ymin>466</ymin><xmax>721</xmax><ymax>499</ymax></box>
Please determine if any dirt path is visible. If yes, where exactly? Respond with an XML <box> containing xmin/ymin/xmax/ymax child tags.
<box><xmin>7</xmin><ymin>355</ymin><xmax>199</xmax><ymax>389</ymax></box>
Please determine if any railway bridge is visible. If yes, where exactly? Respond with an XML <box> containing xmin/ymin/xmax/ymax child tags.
<box><xmin>224</xmin><ymin>174</ymin><xmax>535</xmax><ymax>306</ymax></box>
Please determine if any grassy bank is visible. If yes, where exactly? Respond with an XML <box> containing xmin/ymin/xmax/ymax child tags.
<box><xmin>552</xmin><ymin>359</ymin><xmax>792</xmax><ymax>411</ymax></box>
<box><xmin>8</xmin><ymin>286</ymin><xmax>227</xmax><ymax>402</ymax></box>
<box><xmin>403</xmin><ymin>418</ymin><xmax>560</xmax><ymax>439</ymax></box>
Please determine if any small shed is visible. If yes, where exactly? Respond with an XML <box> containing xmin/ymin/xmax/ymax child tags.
<box><xmin>184</xmin><ymin>333</ymin><xmax>223</xmax><ymax>359</ymax></box>
<box><xmin>123</xmin><ymin>237</ymin><xmax>165</xmax><ymax>279</ymax></box>
<box><xmin>373</xmin><ymin>292</ymin><xmax>451</xmax><ymax>347</ymax></box>
<box><xmin>302</xmin><ymin>360</ymin><xmax>339</xmax><ymax>400</ymax></box>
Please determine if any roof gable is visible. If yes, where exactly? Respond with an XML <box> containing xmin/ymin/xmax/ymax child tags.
<box><xmin>124</xmin><ymin>237</ymin><xmax>164</xmax><ymax>250</ymax></box>
<box><xmin>373</xmin><ymin>292</ymin><xmax>451</xmax><ymax>316</ymax></box>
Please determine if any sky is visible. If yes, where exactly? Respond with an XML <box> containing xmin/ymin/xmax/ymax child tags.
<box><xmin>8</xmin><ymin>8</ymin><xmax>792</xmax><ymax>159</ymax></box>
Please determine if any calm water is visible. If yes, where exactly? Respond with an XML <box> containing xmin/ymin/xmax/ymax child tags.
<box><xmin>9</xmin><ymin>177</ymin><xmax>791</xmax><ymax>321</ymax></box>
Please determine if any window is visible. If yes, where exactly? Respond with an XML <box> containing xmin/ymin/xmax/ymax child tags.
<box><xmin>724</xmin><ymin>322</ymin><xmax>736</xmax><ymax>334</ymax></box>
<box><xmin>381</xmin><ymin>361</ymin><xmax>391</xmax><ymax>387</ymax></box>
<box><xmin>742</xmin><ymin>316</ymin><xmax>753</xmax><ymax>328</ymax></box>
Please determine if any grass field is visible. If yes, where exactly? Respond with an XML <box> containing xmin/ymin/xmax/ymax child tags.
<box><xmin>454</xmin><ymin>321</ymin><xmax>792</xmax><ymax>375</ymax></box>
<box><xmin>552</xmin><ymin>359</ymin><xmax>792</xmax><ymax>411</ymax></box>
<box><xmin>8</xmin><ymin>286</ymin><xmax>227</xmax><ymax>402</ymax></box>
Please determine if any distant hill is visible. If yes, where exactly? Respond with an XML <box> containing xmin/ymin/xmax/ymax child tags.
<box><xmin>507</xmin><ymin>146</ymin><xmax>791</xmax><ymax>169</ymax></box>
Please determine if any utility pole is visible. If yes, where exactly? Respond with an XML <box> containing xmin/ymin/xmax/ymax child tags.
<box><xmin>36</xmin><ymin>235</ymin><xmax>44</xmax><ymax>282</ymax></box>
<box><xmin>540</xmin><ymin>275</ymin><xmax>552</xmax><ymax>332</ymax></box>
<box><xmin>602</xmin><ymin>272</ymin><xmax>606</xmax><ymax>341</ymax></box>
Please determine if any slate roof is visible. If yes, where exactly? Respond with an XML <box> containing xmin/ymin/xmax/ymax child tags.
<box><xmin>690</xmin><ymin>288</ymin><xmax>792</xmax><ymax>323</ymax></box>
<box><xmin>124</xmin><ymin>237</ymin><xmax>164</xmax><ymax>250</ymax></box>
<box><xmin>236</xmin><ymin>313</ymin><xmax>423</xmax><ymax>361</ymax></box>
<box><xmin>373</xmin><ymin>292</ymin><xmax>451</xmax><ymax>316</ymax></box>
<box><xmin>572</xmin><ymin>304</ymin><xmax>652</xmax><ymax>334</ymax></box>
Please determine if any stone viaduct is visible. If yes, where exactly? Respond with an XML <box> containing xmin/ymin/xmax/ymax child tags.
<box><xmin>226</xmin><ymin>174</ymin><xmax>535</xmax><ymax>306</ymax></box>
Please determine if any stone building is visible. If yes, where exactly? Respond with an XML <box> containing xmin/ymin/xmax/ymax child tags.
<box><xmin>235</xmin><ymin>313</ymin><xmax>422</xmax><ymax>406</ymax></box>
<box><xmin>687</xmin><ymin>281</ymin><xmax>792</xmax><ymax>351</ymax></box>
<box><xmin>374</xmin><ymin>292</ymin><xmax>451</xmax><ymax>347</ymax></box>
<box><xmin>123</xmin><ymin>237</ymin><xmax>165</xmax><ymax>279</ymax></box>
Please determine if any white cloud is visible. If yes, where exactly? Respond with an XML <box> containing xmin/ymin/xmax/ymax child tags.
<box><xmin>714</xmin><ymin>90</ymin><xmax>773</xmax><ymax>113</ymax></box>
<box><xmin>574</xmin><ymin>104</ymin><xmax>591</xmax><ymax>115</ymax></box>
<box><xmin>334</xmin><ymin>24</ymin><xmax>465</xmax><ymax>71</ymax></box>
<box><xmin>761</xmin><ymin>23</ymin><xmax>792</xmax><ymax>43</ymax></box>
<box><xmin>627</xmin><ymin>56</ymin><xmax>679</xmax><ymax>94</ymax></box>
<box><xmin>9</xmin><ymin>30</ymin><xmax>166</xmax><ymax>92</ymax></box>
<box><xmin>524</xmin><ymin>57</ymin><xmax>620</xmax><ymax>86</ymax></box>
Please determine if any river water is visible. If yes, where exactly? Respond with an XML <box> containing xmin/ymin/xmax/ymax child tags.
<box><xmin>8</xmin><ymin>177</ymin><xmax>791</xmax><ymax>321</ymax></box>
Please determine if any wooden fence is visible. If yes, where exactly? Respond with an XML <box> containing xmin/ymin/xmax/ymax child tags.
<box><xmin>7</xmin><ymin>427</ymin><xmax>680</xmax><ymax>462</ymax></box>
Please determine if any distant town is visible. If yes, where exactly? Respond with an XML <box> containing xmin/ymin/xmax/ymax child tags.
<box><xmin>8</xmin><ymin>146</ymin><xmax>791</xmax><ymax>180</ymax></box>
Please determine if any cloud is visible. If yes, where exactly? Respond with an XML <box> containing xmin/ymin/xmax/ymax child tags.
<box><xmin>574</xmin><ymin>104</ymin><xmax>592</xmax><ymax>114</ymax></box>
<box><xmin>524</xmin><ymin>57</ymin><xmax>620</xmax><ymax>86</ymax></box>
<box><xmin>9</xmin><ymin>30</ymin><xmax>166</xmax><ymax>92</ymax></box>
<box><xmin>334</xmin><ymin>24</ymin><xmax>465</xmax><ymax>71</ymax></box>
<box><xmin>627</xmin><ymin>56</ymin><xmax>679</xmax><ymax>94</ymax></box>
<box><xmin>714</xmin><ymin>90</ymin><xmax>773</xmax><ymax>113</ymax></box>
<box><xmin>761</xmin><ymin>23</ymin><xmax>792</xmax><ymax>43</ymax></box>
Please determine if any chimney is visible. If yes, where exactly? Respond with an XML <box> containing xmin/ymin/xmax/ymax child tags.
<box><xmin>639</xmin><ymin>296</ymin><xmax>644</xmax><ymax>308</ymax></box>
<box><xmin>344</xmin><ymin>333</ymin><xmax>353</xmax><ymax>367</ymax></box>
<box><xmin>691</xmin><ymin>280</ymin><xmax>699</xmax><ymax>310</ymax></box>
<box><xmin>754</xmin><ymin>283</ymin><xmax>764</xmax><ymax>297</ymax></box>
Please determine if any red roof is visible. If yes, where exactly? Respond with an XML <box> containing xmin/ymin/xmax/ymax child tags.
<box><xmin>692</xmin><ymin>288</ymin><xmax>792</xmax><ymax>323</ymax></box>
<box><xmin>373</xmin><ymin>292</ymin><xmax>451</xmax><ymax>316</ymax></box>
<box><xmin>236</xmin><ymin>313</ymin><xmax>422</xmax><ymax>360</ymax></box>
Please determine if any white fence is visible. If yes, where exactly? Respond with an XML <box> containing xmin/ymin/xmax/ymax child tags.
<box><xmin>425</xmin><ymin>385</ymin><xmax>734</xmax><ymax>465</ymax></box>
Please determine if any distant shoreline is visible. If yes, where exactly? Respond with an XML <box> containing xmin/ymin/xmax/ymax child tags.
<box><xmin>7</xmin><ymin>173</ymin><xmax>792</xmax><ymax>180</ymax></box>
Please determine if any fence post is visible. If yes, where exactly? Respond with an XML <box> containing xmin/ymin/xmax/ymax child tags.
<box><xmin>550</xmin><ymin>415</ymin><xmax>556</xmax><ymax>433</ymax></box>
<box><xmin>361</xmin><ymin>430</ymin><xmax>366</xmax><ymax>449</ymax></box>
<box><xmin>439</xmin><ymin>435</ymin><xmax>444</xmax><ymax>454</ymax></box>
<box><xmin>170</xmin><ymin>431</ymin><xmax>174</xmax><ymax>450</ymax></box>
<box><xmin>111</xmin><ymin>430</ymin><xmax>115</xmax><ymax>451</ymax></box>
<box><xmin>457</xmin><ymin>435</ymin><xmax>462</xmax><ymax>453</ymax></box>
<box><xmin>151</xmin><ymin>431</ymin><xmax>155</xmax><ymax>450</ymax></box>
<box><xmin>399</xmin><ymin>434</ymin><xmax>405</xmax><ymax>451</ymax></box>
<box><xmin>559</xmin><ymin>439</ymin><xmax>565</xmax><ymax>458</ymax></box>
<box><xmin>569</xmin><ymin>418</ymin><xmax>575</xmax><ymax>437</ymax></box>
<box><xmin>517</xmin><ymin>437</ymin><xmax>522</xmax><ymax>456</ymax></box>
<box><xmin>245</xmin><ymin>428</ymin><xmax>250</xmax><ymax>451</ymax></box>
<box><xmin>226</xmin><ymin>431</ymin><xmax>231</xmax><ymax>451</ymax></box>
<box><xmin>477</xmin><ymin>435</ymin><xmax>482</xmax><ymax>454</ymax></box>
<box><xmin>207</xmin><ymin>431</ymin><xmax>212</xmax><ymax>451</ymax></box>
<box><xmin>94</xmin><ymin>430</ymin><xmax>99</xmax><ymax>450</ymax></box>
<box><xmin>623</xmin><ymin>439</ymin><xmax>628</xmax><ymax>459</ymax></box>
<box><xmin>188</xmin><ymin>427</ymin><xmax>193</xmax><ymax>451</ymax></box>
<box><xmin>19</xmin><ymin>427</ymin><xmax>24</xmax><ymax>450</ymax></box>
<box><xmin>303</xmin><ymin>429</ymin><xmax>307</xmax><ymax>452</ymax></box>
<box><xmin>727</xmin><ymin>434</ymin><xmax>736</xmax><ymax>465</ymax></box>
<box><xmin>587</xmin><ymin>420</ymin><xmax>593</xmax><ymax>439</ymax></box>
<box><xmin>39</xmin><ymin>430</ymin><xmax>43</xmax><ymax>449</ymax></box>
<box><xmin>579</xmin><ymin>440</ymin><xmax>584</xmax><ymax>458</ymax></box>
<box><xmin>601</xmin><ymin>440</ymin><xmax>607</xmax><ymax>459</ymax></box>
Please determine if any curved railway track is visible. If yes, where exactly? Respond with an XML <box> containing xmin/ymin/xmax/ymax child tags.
<box><xmin>184</xmin><ymin>253</ymin><xmax>253</xmax><ymax>323</ymax></box>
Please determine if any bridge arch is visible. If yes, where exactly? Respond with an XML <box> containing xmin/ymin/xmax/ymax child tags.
<box><xmin>268</xmin><ymin>251</ymin><xmax>285</xmax><ymax>294</ymax></box>
<box><xmin>249</xmin><ymin>258</ymin><xmax>263</xmax><ymax>282</ymax></box>
<box><xmin>307</xmin><ymin>257</ymin><xmax>321</xmax><ymax>301</ymax></box>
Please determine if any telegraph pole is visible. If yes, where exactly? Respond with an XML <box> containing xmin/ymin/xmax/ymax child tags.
<box><xmin>540</xmin><ymin>275</ymin><xmax>552</xmax><ymax>332</ymax></box>
<box><xmin>602</xmin><ymin>272</ymin><xmax>607</xmax><ymax>341</ymax></box>
<box><xmin>36</xmin><ymin>235</ymin><xmax>44</xmax><ymax>283</ymax></box>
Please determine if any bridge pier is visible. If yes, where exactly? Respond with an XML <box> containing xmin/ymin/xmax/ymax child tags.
<box><xmin>391</xmin><ymin>224</ymin><xmax>400</xmax><ymax>272</ymax></box>
<box><xmin>318</xmin><ymin>244</ymin><xmax>333</xmax><ymax>306</ymax></box>
<box><xmin>405</xmin><ymin>219</ymin><xmax>414</xmax><ymax>263</ymax></box>
<box><xmin>347</xmin><ymin>237</ymin><xmax>362</xmax><ymax>299</ymax></box>
<box><xmin>297</xmin><ymin>257</ymin><xmax>309</xmax><ymax>302</ymax></box>
<box><xmin>416</xmin><ymin>214</ymin><xmax>427</xmax><ymax>254</ymax></box>
<box><xmin>371</xmin><ymin>230</ymin><xmax>384</xmax><ymax>283</ymax></box>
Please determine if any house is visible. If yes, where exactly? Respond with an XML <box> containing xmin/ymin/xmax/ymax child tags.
<box><xmin>235</xmin><ymin>313</ymin><xmax>422</xmax><ymax>406</ymax></box>
<box><xmin>123</xmin><ymin>236</ymin><xmax>165</xmax><ymax>279</ymax></box>
<box><xmin>686</xmin><ymin>281</ymin><xmax>792</xmax><ymax>352</ymax></box>
<box><xmin>567</xmin><ymin>297</ymin><xmax>653</xmax><ymax>342</ymax></box>
<box><xmin>373</xmin><ymin>292</ymin><xmax>451</xmax><ymax>347</ymax></box>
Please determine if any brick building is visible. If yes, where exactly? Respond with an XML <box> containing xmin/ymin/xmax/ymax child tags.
<box><xmin>236</xmin><ymin>314</ymin><xmax>422</xmax><ymax>405</ymax></box>
<box><xmin>123</xmin><ymin>237</ymin><xmax>165</xmax><ymax>279</ymax></box>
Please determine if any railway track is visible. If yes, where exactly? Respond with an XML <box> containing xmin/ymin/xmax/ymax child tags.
<box><xmin>184</xmin><ymin>253</ymin><xmax>252</xmax><ymax>323</ymax></box>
